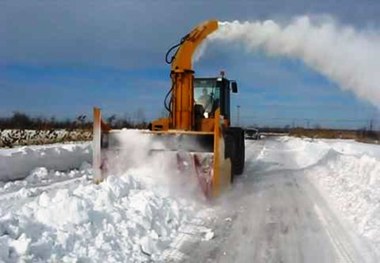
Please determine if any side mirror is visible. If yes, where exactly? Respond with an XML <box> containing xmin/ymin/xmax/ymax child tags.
<box><xmin>231</xmin><ymin>81</ymin><xmax>238</xmax><ymax>93</ymax></box>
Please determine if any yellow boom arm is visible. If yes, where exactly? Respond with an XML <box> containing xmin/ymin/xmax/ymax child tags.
<box><xmin>168</xmin><ymin>20</ymin><xmax>218</xmax><ymax>131</ymax></box>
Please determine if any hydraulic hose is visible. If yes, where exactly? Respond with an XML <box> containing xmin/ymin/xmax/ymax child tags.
<box><xmin>163</xmin><ymin>34</ymin><xmax>188</xmax><ymax>115</ymax></box>
<box><xmin>165</xmin><ymin>34</ymin><xmax>189</xmax><ymax>64</ymax></box>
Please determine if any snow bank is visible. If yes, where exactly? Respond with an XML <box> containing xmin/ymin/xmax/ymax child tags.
<box><xmin>322</xmin><ymin>139</ymin><xmax>380</xmax><ymax>159</ymax></box>
<box><xmin>255</xmin><ymin>136</ymin><xmax>331</xmax><ymax>171</ymax></box>
<box><xmin>280</xmin><ymin>137</ymin><xmax>380</xmax><ymax>250</ymax></box>
<box><xmin>258</xmin><ymin>136</ymin><xmax>380</xmax><ymax>250</ymax></box>
<box><xmin>0</xmin><ymin>163</ymin><xmax>91</xmax><ymax>196</ymax></box>
<box><xmin>304</xmin><ymin>147</ymin><xmax>380</xmax><ymax>250</ymax></box>
<box><xmin>0</xmin><ymin>170</ymin><xmax>198</xmax><ymax>262</ymax></box>
<box><xmin>0</xmin><ymin>143</ymin><xmax>91</xmax><ymax>182</ymax></box>
<box><xmin>267</xmin><ymin>136</ymin><xmax>380</xmax><ymax>170</ymax></box>
<box><xmin>0</xmin><ymin>135</ymin><xmax>211</xmax><ymax>262</ymax></box>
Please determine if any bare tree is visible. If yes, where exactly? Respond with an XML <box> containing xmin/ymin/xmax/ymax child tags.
<box><xmin>135</xmin><ymin>108</ymin><xmax>146</xmax><ymax>124</ymax></box>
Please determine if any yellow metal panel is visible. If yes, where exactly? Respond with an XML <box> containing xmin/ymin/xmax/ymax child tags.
<box><xmin>151</xmin><ymin>117</ymin><xmax>170</xmax><ymax>131</ymax></box>
<box><xmin>200</xmin><ymin>118</ymin><xmax>215</xmax><ymax>132</ymax></box>
<box><xmin>211</xmin><ymin>108</ymin><xmax>231</xmax><ymax>197</ymax></box>
<box><xmin>144</xmin><ymin>130</ymin><xmax>214</xmax><ymax>135</ymax></box>
<box><xmin>93</xmin><ymin>107</ymin><xmax>102</xmax><ymax>184</ymax></box>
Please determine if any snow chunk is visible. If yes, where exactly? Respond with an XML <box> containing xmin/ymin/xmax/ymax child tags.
<box><xmin>25</xmin><ymin>167</ymin><xmax>49</xmax><ymax>183</ymax></box>
<box><xmin>10</xmin><ymin>233</ymin><xmax>31</xmax><ymax>255</ymax></box>
<box><xmin>140</xmin><ymin>236</ymin><xmax>157</xmax><ymax>255</ymax></box>
<box><xmin>203</xmin><ymin>229</ymin><xmax>215</xmax><ymax>241</ymax></box>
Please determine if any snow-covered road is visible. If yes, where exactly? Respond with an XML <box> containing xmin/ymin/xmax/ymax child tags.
<box><xmin>186</xmin><ymin>137</ymin><xmax>380</xmax><ymax>262</ymax></box>
<box><xmin>0</xmin><ymin>136</ymin><xmax>379</xmax><ymax>262</ymax></box>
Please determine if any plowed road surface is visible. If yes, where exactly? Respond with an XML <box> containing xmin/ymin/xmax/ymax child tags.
<box><xmin>185</xmin><ymin>137</ymin><xmax>377</xmax><ymax>263</ymax></box>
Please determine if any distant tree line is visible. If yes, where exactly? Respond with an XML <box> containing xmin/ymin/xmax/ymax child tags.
<box><xmin>0</xmin><ymin>112</ymin><xmax>149</xmax><ymax>130</ymax></box>
<box><xmin>251</xmin><ymin>126</ymin><xmax>379</xmax><ymax>141</ymax></box>
<box><xmin>105</xmin><ymin>114</ymin><xmax>148</xmax><ymax>129</ymax></box>
<box><xmin>0</xmin><ymin>112</ymin><xmax>91</xmax><ymax>130</ymax></box>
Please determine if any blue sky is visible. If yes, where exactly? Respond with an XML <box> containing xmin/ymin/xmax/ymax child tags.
<box><xmin>1</xmin><ymin>0</ymin><xmax>379</xmax><ymax>129</ymax></box>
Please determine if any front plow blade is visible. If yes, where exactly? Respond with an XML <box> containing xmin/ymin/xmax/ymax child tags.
<box><xmin>194</xmin><ymin>108</ymin><xmax>232</xmax><ymax>198</ymax></box>
<box><xmin>92</xmin><ymin>107</ymin><xmax>232</xmax><ymax>198</ymax></box>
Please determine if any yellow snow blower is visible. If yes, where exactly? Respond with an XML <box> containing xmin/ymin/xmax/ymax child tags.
<box><xmin>93</xmin><ymin>20</ymin><xmax>245</xmax><ymax>198</ymax></box>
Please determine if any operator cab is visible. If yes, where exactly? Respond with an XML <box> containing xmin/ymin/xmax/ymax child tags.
<box><xmin>194</xmin><ymin>73</ymin><xmax>238</xmax><ymax>122</ymax></box>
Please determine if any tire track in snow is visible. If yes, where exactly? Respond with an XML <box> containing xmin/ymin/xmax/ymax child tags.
<box><xmin>313</xmin><ymin>203</ymin><xmax>354</xmax><ymax>263</ymax></box>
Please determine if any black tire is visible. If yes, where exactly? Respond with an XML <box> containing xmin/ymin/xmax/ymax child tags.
<box><xmin>224</xmin><ymin>127</ymin><xmax>245</xmax><ymax>177</ymax></box>
<box><xmin>231</xmin><ymin>127</ymin><xmax>245</xmax><ymax>175</ymax></box>
<box><xmin>224</xmin><ymin>133</ymin><xmax>235</xmax><ymax>183</ymax></box>
<box><xmin>238</xmin><ymin>131</ymin><xmax>245</xmax><ymax>174</ymax></box>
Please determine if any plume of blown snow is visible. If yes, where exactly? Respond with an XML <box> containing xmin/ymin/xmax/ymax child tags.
<box><xmin>194</xmin><ymin>41</ymin><xmax>208</xmax><ymax>63</ymax></box>
<box><xmin>209</xmin><ymin>16</ymin><xmax>380</xmax><ymax>107</ymax></box>
<box><xmin>99</xmin><ymin>130</ymin><xmax>205</xmax><ymax>199</ymax></box>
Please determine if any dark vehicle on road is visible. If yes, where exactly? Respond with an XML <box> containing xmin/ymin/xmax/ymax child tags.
<box><xmin>245</xmin><ymin>128</ymin><xmax>260</xmax><ymax>140</ymax></box>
